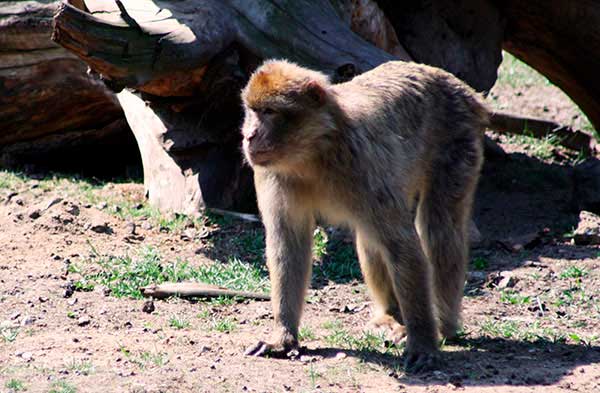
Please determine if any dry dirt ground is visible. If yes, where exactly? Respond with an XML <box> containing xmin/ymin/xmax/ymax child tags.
<box><xmin>1</xmin><ymin>54</ymin><xmax>600</xmax><ymax>393</ymax></box>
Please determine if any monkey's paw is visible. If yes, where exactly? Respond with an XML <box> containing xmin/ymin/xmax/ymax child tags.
<box><xmin>244</xmin><ymin>332</ymin><xmax>299</xmax><ymax>358</ymax></box>
<box><xmin>367</xmin><ymin>314</ymin><xmax>406</xmax><ymax>345</ymax></box>
<box><xmin>403</xmin><ymin>349</ymin><xmax>441</xmax><ymax>374</ymax></box>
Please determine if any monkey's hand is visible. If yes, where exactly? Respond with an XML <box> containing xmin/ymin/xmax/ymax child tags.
<box><xmin>403</xmin><ymin>347</ymin><xmax>441</xmax><ymax>374</ymax></box>
<box><xmin>244</xmin><ymin>330</ymin><xmax>299</xmax><ymax>358</ymax></box>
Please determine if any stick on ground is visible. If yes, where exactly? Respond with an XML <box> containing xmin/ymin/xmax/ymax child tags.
<box><xmin>140</xmin><ymin>282</ymin><xmax>270</xmax><ymax>301</ymax></box>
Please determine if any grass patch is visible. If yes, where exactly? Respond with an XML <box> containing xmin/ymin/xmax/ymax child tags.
<box><xmin>497</xmin><ymin>52</ymin><xmax>550</xmax><ymax>89</ymax></box>
<box><xmin>322</xmin><ymin>320</ymin><xmax>402</xmax><ymax>356</ymax></box>
<box><xmin>48</xmin><ymin>381</ymin><xmax>77</xmax><ymax>393</ymax></box>
<box><xmin>299</xmin><ymin>326</ymin><xmax>316</xmax><ymax>341</ymax></box>
<box><xmin>500</xmin><ymin>290</ymin><xmax>531</xmax><ymax>305</ymax></box>
<box><xmin>5</xmin><ymin>379</ymin><xmax>25</xmax><ymax>392</ymax></box>
<box><xmin>210</xmin><ymin>317</ymin><xmax>237</xmax><ymax>333</ymax></box>
<box><xmin>169</xmin><ymin>315</ymin><xmax>191</xmax><ymax>330</ymax></box>
<box><xmin>471</xmin><ymin>256</ymin><xmax>488</xmax><ymax>270</ymax></box>
<box><xmin>73</xmin><ymin>246</ymin><xmax>269</xmax><ymax>299</ymax></box>
<box><xmin>479</xmin><ymin>319</ymin><xmax>569</xmax><ymax>344</ymax></box>
<box><xmin>119</xmin><ymin>346</ymin><xmax>168</xmax><ymax>369</ymax></box>
<box><xmin>64</xmin><ymin>359</ymin><xmax>94</xmax><ymax>376</ymax></box>
<box><xmin>559</xmin><ymin>265</ymin><xmax>588</xmax><ymax>279</ymax></box>
<box><xmin>1</xmin><ymin>326</ymin><xmax>19</xmax><ymax>343</ymax></box>
<box><xmin>312</xmin><ymin>229</ymin><xmax>361</xmax><ymax>283</ymax></box>
<box><xmin>504</xmin><ymin>133</ymin><xmax>561</xmax><ymax>161</ymax></box>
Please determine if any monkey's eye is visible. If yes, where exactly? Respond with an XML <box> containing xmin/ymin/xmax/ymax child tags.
<box><xmin>260</xmin><ymin>107</ymin><xmax>276</xmax><ymax>115</ymax></box>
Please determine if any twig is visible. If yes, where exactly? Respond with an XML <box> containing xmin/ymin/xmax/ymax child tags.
<box><xmin>140</xmin><ymin>282</ymin><xmax>270</xmax><ymax>301</ymax></box>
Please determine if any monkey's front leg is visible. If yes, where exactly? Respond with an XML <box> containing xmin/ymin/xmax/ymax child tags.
<box><xmin>245</xmin><ymin>204</ymin><xmax>315</xmax><ymax>358</ymax></box>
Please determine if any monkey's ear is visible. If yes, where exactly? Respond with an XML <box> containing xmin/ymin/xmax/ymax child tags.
<box><xmin>304</xmin><ymin>80</ymin><xmax>326</xmax><ymax>106</ymax></box>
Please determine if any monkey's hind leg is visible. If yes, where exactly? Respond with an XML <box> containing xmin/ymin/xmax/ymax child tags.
<box><xmin>356</xmin><ymin>233</ymin><xmax>406</xmax><ymax>342</ymax></box>
<box><xmin>416</xmin><ymin>135</ymin><xmax>483</xmax><ymax>339</ymax></box>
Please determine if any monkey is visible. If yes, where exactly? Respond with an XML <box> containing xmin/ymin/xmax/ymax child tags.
<box><xmin>240</xmin><ymin>59</ymin><xmax>488</xmax><ymax>373</ymax></box>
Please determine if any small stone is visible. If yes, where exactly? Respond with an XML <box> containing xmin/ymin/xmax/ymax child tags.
<box><xmin>77</xmin><ymin>316</ymin><xmax>91</xmax><ymax>326</ymax></box>
<box><xmin>63</xmin><ymin>282</ymin><xmax>75</xmax><ymax>298</ymax></box>
<box><xmin>20</xmin><ymin>315</ymin><xmax>35</xmax><ymax>326</ymax></box>
<box><xmin>28</xmin><ymin>209</ymin><xmax>41</xmax><ymax>219</ymax></box>
<box><xmin>44</xmin><ymin>197</ymin><xmax>63</xmax><ymax>211</ymax></box>
<box><xmin>126</xmin><ymin>222</ymin><xmax>137</xmax><ymax>235</ymax></box>
<box><xmin>10</xmin><ymin>312</ymin><xmax>21</xmax><ymax>320</ymax></box>
<box><xmin>65</xmin><ymin>204</ymin><xmax>80</xmax><ymax>216</ymax></box>
<box><xmin>68</xmin><ymin>298</ymin><xmax>78</xmax><ymax>306</ymax></box>
<box><xmin>90</xmin><ymin>222</ymin><xmax>113</xmax><ymax>234</ymax></box>
<box><xmin>96</xmin><ymin>202</ymin><xmax>108</xmax><ymax>210</ymax></box>
<box><xmin>20</xmin><ymin>352</ymin><xmax>33</xmax><ymax>361</ymax></box>
<box><xmin>496</xmin><ymin>271</ymin><xmax>518</xmax><ymax>289</ymax></box>
<box><xmin>39</xmin><ymin>296</ymin><xmax>49</xmax><ymax>303</ymax></box>
<box><xmin>573</xmin><ymin>211</ymin><xmax>600</xmax><ymax>245</ymax></box>
<box><xmin>334</xmin><ymin>352</ymin><xmax>347</xmax><ymax>359</ymax></box>
<box><xmin>142</xmin><ymin>300</ymin><xmax>155</xmax><ymax>314</ymax></box>
<box><xmin>141</xmin><ymin>222</ymin><xmax>153</xmax><ymax>230</ymax></box>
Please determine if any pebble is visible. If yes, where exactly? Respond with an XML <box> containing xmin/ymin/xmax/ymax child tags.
<box><xmin>77</xmin><ymin>316</ymin><xmax>91</xmax><ymax>326</ymax></box>
<box><xmin>20</xmin><ymin>315</ymin><xmax>35</xmax><ymax>326</ymax></box>
<box><xmin>142</xmin><ymin>300</ymin><xmax>155</xmax><ymax>314</ymax></box>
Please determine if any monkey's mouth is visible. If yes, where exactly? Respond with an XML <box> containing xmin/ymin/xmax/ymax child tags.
<box><xmin>248</xmin><ymin>148</ymin><xmax>277</xmax><ymax>166</ymax></box>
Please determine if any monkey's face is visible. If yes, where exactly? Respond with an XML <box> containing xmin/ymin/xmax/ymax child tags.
<box><xmin>240</xmin><ymin>60</ymin><xmax>331</xmax><ymax>170</ymax></box>
<box><xmin>241</xmin><ymin>104</ymin><xmax>309</xmax><ymax>168</ymax></box>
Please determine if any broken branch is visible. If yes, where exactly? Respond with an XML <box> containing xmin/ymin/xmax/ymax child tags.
<box><xmin>140</xmin><ymin>282</ymin><xmax>270</xmax><ymax>301</ymax></box>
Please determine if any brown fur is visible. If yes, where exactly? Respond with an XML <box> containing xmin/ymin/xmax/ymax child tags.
<box><xmin>241</xmin><ymin>59</ymin><xmax>488</xmax><ymax>372</ymax></box>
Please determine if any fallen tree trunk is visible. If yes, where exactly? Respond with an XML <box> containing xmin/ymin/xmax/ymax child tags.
<box><xmin>53</xmin><ymin>0</ymin><xmax>505</xmax><ymax>214</ymax></box>
<box><xmin>0</xmin><ymin>0</ymin><xmax>135</xmax><ymax>174</ymax></box>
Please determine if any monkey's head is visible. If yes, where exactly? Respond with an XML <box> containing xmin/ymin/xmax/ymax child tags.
<box><xmin>241</xmin><ymin>60</ymin><xmax>334</xmax><ymax>171</ymax></box>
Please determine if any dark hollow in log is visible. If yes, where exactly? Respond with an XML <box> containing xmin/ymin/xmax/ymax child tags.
<box><xmin>0</xmin><ymin>0</ymin><xmax>139</xmax><ymax>178</ymax></box>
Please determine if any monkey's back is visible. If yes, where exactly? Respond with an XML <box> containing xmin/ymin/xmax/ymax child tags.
<box><xmin>324</xmin><ymin>61</ymin><xmax>488</xmax><ymax>218</ymax></box>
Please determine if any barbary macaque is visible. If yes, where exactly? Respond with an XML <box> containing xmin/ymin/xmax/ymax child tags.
<box><xmin>240</xmin><ymin>59</ymin><xmax>488</xmax><ymax>372</ymax></box>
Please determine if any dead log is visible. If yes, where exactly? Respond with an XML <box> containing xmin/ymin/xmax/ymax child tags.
<box><xmin>500</xmin><ymin>1</ymin><xmax>600</xmax><ymax>132</ymax></box>
<box><xmin>140</xmin><ymin>282</ymin><xmax>270</xmax><ymax>300</ymax></box>
<box><xmin>489</xmin><ymin>111</ymin><xmax>598</xmax><ymax>154</ymax></box>
<box><xmin>0</xmin><ymin>0</ymin><xmax>133</xmax><ymax>173</ymax></box>
<box><xmin>54</xmin><ymin>0</ymin><xmax>508</xmax><ymax>214</ymax></box>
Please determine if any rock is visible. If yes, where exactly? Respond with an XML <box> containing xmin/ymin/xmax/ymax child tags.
<box><xmin>142</xmin><ymin>300</ymin><xmax>155</xmax><ymax>314</ymax></box>
<box><xmin>334</xmin><ymin>352</ymin><xmax>347</xmax><ymax>359</ymax></box>
<box><xmin>20</xmin><ymin>352</ymin><xmax>33</xmax><ymax>361</ymax></box>
<box><xmin>90</xmin><ymin>221</ymin><xmax>113</xmax><ymax>234</ymax></box>
<box><xmin>126</xmin><ymin>222</ymin><xmax>137</xmax><ymax>235</ymax></box>
<box><xmin>140</xmin><ymin>221</ymin><xmax>153</xmax><ymax>230</ymax></box>
<box><xmin>96</xmin><ymin>202</ymin><xmax>108</xmax><ymax>210</ymax></box>
<box><xmin>77</xmin><ymin>316</ymin><xmax>91</xmax><ymax>326</ymax></box>
<box><xmin>28</xmin><ymin>209</ymin><xmax>41</xmax><ymax>219</ymax></box>
<box><xmin>44</xmin><ymin>197</ymin><xmax>63</xmax><ymax>211</ymax></box>
<box><xmin>573</xmin><ymin>210</ymin><xmax>600</xmax><ymax>245</ymax></box>
<box><xmin>20</xmin><ymin>315</ymin><xmax>35</xmax><ymax>326</ymax></box>
<box><xmin>64</xmin><ymin>203</ymin><xmax>80</xmax><ymax>216</ymax></box>
<box><xmin>496</xmin><ymin>271</ymin><xmax>518</xmax><ymax>289</ymax></box>
<box><xmin>488</xmin><ymin>271</ymin><xmax>519</xmax><ymax>289</ymax></box>
<box><xmin>500</xmin><ymin>232</ymin><xmax>542</xmax><ymax>252</ymax></box>
<box><xmin>573</xmin><ymin>158</ymin><xmax>600</xmax><ymax>214</ymax></box>
<box><xmin>63</xmin><ymin>281</ymin><xmax>75</xmax><ymax>298</ymax></box>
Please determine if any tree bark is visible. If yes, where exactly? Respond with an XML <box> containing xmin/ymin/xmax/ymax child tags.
<box><xmin>0</xmin><ymin>0</ymin><xmax>132</xmax><ymax>172</ymax></box>
<box><xmin>500</xmin><ymin>0</ymin><xmax>600</xmax><ymax>131</ymax></box>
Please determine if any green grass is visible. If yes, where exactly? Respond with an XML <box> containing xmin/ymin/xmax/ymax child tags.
<box><xmin>169</xmin><ymin>315</ymin><xmax>191</xmax><ymax>330</ymax></box>
<box><xmin>322</xmin><ymin>320</ymin><xmax>402</xmax><ymax>356</ymax></box>
<box><xmin>72</xmin><ymin>246</ymin><xmax>269</xmax><ymax>299</ymax></box>
<box><xmin>48</xmin><ymin>381</ymin><xmax>77</xmax><ymax>393</ymax></box>
<box><xmin>119</xmin><ymin>346</ymin><xmax>168</xmax><ymax>369</ymax></box>
<box><xmin>210</xmin><ymin>317</ymin><xmax>237</xmax><ymax>333</ymax></box>
<box><xmin>500</xmin><ymin>290</ymin><xmax>531</xmax><ymax>305</ymax></box>
<box><xmin>479</xmin><ymin>319</ymin><xmax>571</xmax><ymax>344</ymax></box>
<box><xmin>1</xmin><ymin>326</ymin><xmax>19</xmax><ymax>343</ymax></box>
<box><xmin>497</xmin><ymin>53</ymin><xmax>551</xmax><ymax>89</ymax></box>
<box><xmin>64</xmin><ymin>359</ymin><xmax>94</xmax><ymax>376</ymax></box>
<box><xmin>5</xmin><ymin>379</ymin><xmax>25</xmax><ymax>392</ymax></box>
<box><xmin>299</xmin><ymin>326</ymin><xmax>316</xmax><ymax>341</ymax></box>
<box><xmin>504</xmin><ymin>132</ymin><xmax>561</xmax><ymax>161</ymax></box>
<box><xmin>471</xmin><ymin>256</ymin><xmax>488</xmax><ymax>270</ymax></box>
<box><xmin>559</xmin><ymin>265</ymin><xmax>588</xmax><ymax>279</ymax></box>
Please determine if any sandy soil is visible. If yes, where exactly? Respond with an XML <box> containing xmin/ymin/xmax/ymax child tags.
<box><xmin>1</xmin><ymin>59</ymin><xmax>600</xmax><ymax>392</ymax></box>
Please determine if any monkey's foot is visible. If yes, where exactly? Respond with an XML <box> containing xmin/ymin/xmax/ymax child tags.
<box><xmin>244</xmin><ymin>332</ymin><xmax>299</xmax><ymax>358</ymax></box>
<box><xmin>367</xmin><ymin>314</ymin><xmax>406</xmax><ymax>344</ymax></box>
<box><xmin>403</xmin><ymin>349</ymin><xmax>441</xmax><ymax>374</ymax></box>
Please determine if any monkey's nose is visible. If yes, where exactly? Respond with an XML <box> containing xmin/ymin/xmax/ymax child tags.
<box><xmin>244</xmin><ymin>129</ymin><xmax>258</xmax><ymax>141</ymax></box>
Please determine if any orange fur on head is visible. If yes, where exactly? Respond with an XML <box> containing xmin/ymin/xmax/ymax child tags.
<box><xmin>242</xmin><ymin>60</ymin><xmax>330</xmax><ymax>108</ymax></box>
